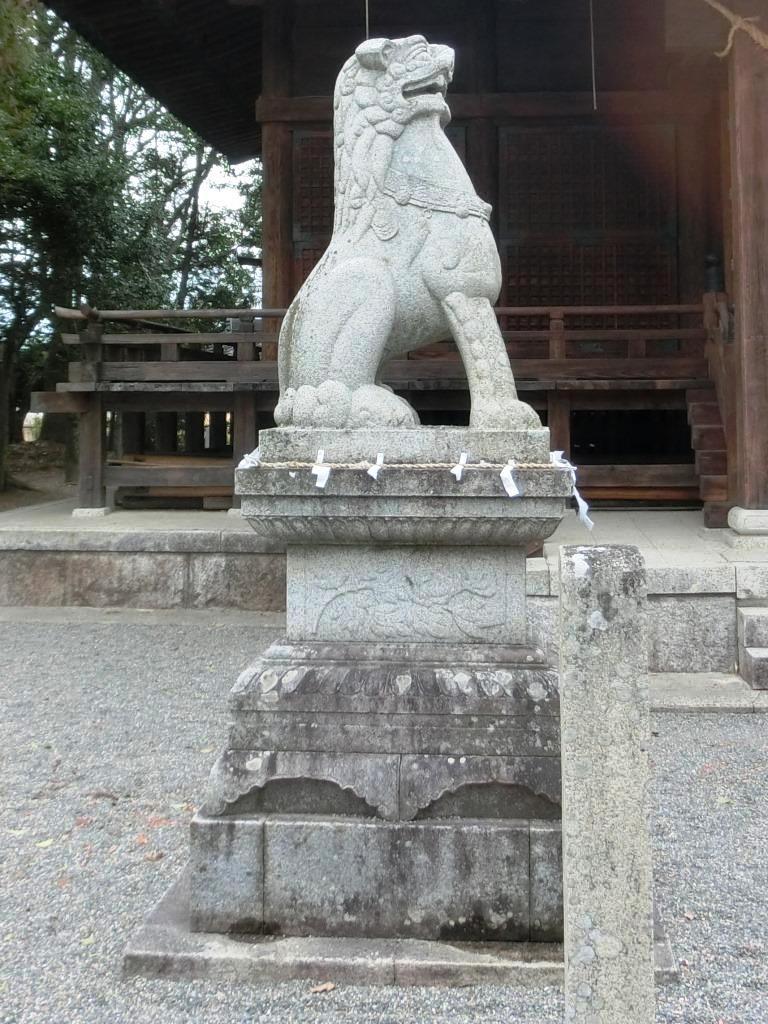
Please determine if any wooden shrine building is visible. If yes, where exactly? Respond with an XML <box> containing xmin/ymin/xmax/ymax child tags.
<box><xmin>35</xmin><ymin>0</ymin><xmax>768</xmax><ymax>524</ymax></box>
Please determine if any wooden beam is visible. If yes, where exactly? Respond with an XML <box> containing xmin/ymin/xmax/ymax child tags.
<box><xmin>105</xmin><ymin>465</ymin><xmax>234</xmax><ymax>488</ymax></box>
<box><xmin>729</xmin><ymin>33</ymin><xmax>768</xmax><ymax>507</ymax></box>
<box><xmin>63</xmin><ymin>332</ymin><xmax>266</xmax><ymax>346</ymax></box>
<box><xmin>56</xmin><ymin>306</ymin><xmax>285</xmax><ymax>321</ymax></box>
<box><xmin>30</xmin><ymin>391</ymin><xmax>89</xmax><ymax>415</ymax></box>
<box><xmin>90</xmin><ymin>357</ymin><xmax>708</xmax><ymax>385</ymax></box>
<box><xmin>578</xmin><ymin>465</ymin><xmax>698</xmax><ymax>486</ymax></box>
<box><xmin>255</xmin><ymin>91</ymin><xmax>712</xmax><ymax>124</ymax></box>
<box><xmin>105</xmin><ymin>395</ymin><xmax>233</xmax><ymax>413</ymax></box>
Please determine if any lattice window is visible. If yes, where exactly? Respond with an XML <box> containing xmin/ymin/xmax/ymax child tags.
<box><xmin>499</xmin><ymin>125</ymin><xmax>678</xmax><ymax>327</ymax></box>
<box><xmin>499</xmin><ymin>126</ymin><xmax>675</xmax><ymax>236</ymax></box>
<box><xmin>505</xmin><ymin>241</ymin><xmax>676</xmax><ymax>302</ymax></box>
<box><xmin>293</xmin><ymin>131</ymin><xmax>334</xmax><ymax>243</ymax></box>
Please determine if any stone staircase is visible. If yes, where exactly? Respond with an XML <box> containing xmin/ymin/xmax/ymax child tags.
<box><xmin>686</xmin><ymin>386</ymin><xmax>729</xmax><ymax>527</ymax></box>
<box><xmin>738</xmin><ymin>607</ymin><xmax>768</xmax><ymax>689</ymax></box>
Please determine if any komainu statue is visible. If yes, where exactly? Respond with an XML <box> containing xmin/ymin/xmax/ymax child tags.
<box><xmin>275</xmin><ymin>35</ymin><xmax>541</xmax><ymax>431</ymax></box>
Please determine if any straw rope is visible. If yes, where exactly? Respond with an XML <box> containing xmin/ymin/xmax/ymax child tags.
<box><xmin>701</xmin><ymin>0</ymin><xmax>768</xmax><ymax>57</ymax></box>
<box><xmin>255</xmin><ymin>461</ymin><xmax>562</xmax><ymax>471</ymax></box>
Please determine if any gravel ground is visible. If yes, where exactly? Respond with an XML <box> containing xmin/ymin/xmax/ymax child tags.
<box><xmin>0</xmin><ymin>611</ymin><xmax>766</xmax><ymax>1024</ymax></box>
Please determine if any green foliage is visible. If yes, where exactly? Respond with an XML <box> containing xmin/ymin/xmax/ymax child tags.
<box><xmin>0</xmin><ymin>0</ymin><xmax>262</xmax><ymax>486</ymax></box>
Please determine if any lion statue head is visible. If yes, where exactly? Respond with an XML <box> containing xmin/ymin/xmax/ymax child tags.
<box><xmin>332</xmin><ymin>35</ymin><xmax>455</xmax><ymax>237</ymax></box>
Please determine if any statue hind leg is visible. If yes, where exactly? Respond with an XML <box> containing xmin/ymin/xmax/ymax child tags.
<box><xmin>442</xmin><ymin>292</ymin><xmax>541</xmax><ymax>430</ymax></box>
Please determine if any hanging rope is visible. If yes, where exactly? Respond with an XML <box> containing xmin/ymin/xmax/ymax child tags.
<box><xmin>589</xmin><ymin>0</ymin><xmax>598</xmax><ymax>110</ymax></box>
<box><xmin>365</xmin><ymin>0</ymin><xmax>370</xmax><ymax>40</ymax></box>
<box><xmin>700</xmin><ymin>0</ymin><xmax>768</xmax><ymax>57</ymax></box>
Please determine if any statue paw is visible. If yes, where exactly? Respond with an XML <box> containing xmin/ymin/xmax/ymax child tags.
<box><xmin>348</xmin><ymin>385</ymin><xmax>420</xmax><ymax>428</ymax></box>
<box><xmin>276</xmin><ymin>381</ymin><xmax>420</xmax><ymax>428</ymax></box>
<box><xmin>470</xmin><ymin>398</ymin><xmax>542</xmax><ymax>430</ymax></box>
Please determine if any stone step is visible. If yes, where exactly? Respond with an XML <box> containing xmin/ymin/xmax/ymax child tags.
<box><xmin>687</xmin><ymin>402</ymin><xmax>721</xmax><ymax>426</ymax></box>
<box><xmin>738</xmin><ymin>607</ymin><xmax>768</xmax><ymax>648</ymax></box>
<box><xmin>740</xmin><ymin>648</ymin><xmax>768</xmax><ymax>690</ymax></box>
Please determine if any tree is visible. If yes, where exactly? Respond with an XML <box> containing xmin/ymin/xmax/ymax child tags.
<box><xmin>0</xmin><ymin>0</ymin><xmax>261</xmax><ymax>489</ymax></box>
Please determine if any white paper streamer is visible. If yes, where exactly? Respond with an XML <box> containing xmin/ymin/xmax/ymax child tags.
<box><xmin>450</xmin><ymin>452</ymin><xmax>469</xmax><ymax>482</ymax></box>
<box><xmin>311</xmin><ymin>449</ymin><xmax>331</xmax><ymax>489</ymax></box>
<box><xmin>367</xmin><ymin>452</ymin><xmax>385</xmax><ymax>480</ymax></box>
<box><xmin>237</xmin><ymin>446</ymin><xmax>261</xmax><ymax>469</ymax></box>
<box><xmin>551</xmin><ymin>450</ymin><xmax>594</xmax><ymax>530</ymax></box>
<box><xmin>500</xmin><ymin>460</ymin><xmax>521</xmax><ymax>498</ymax></box>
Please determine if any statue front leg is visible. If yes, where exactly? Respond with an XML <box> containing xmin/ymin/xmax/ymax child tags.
<box><xmin>442</xmin><ymin>293</ymin><xmax>541</xmax><ymax>430</ymax></box>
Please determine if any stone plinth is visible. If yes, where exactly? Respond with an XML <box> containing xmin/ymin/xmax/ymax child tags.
<box><xmin>559</xmin><ymin>545</ymin><xmax>655</xmax><ymax>1023</ymax></box>
<box><xmin>238</xmin><ymin>427</ymin><xmax>568</xmax><ymax>547</ymax></box>
<box><xmin>183</xmin><ymin>426</ymin><xmax>571</xmax><ymax>944</ymax></box>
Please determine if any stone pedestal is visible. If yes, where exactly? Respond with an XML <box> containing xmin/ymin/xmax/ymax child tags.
<box><xmin>189</xmin><ymin>427</ymin><xmax>572</xmax><ymax>943</ymax></box>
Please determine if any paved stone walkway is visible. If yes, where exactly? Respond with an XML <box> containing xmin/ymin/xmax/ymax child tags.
<box><xmin>1</xmin><ymin>610</ymin><xmax>766</xmax><ymax>1023</ymax></box>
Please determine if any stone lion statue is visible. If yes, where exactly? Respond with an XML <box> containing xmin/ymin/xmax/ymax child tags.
<box><xmin>274</xmin><ymin>34</ymin><xmax>540</xmax><ymax>431</ymax></box>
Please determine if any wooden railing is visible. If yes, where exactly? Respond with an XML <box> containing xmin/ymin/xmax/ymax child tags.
<box><xmin>37</xmin><ymin>299</ymin><xmax>715</xmax><ymax>509</ymax></box>
<box><xmin>56</xmin><ymin>301</ymin><xmax>708</xmax><ymax>386</ymax></box>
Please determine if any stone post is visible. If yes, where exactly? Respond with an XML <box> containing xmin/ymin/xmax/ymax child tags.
<box><xmin>559</xmin><ymin>545</ymin><xmax>655</xmax><ymax>1024</ymax></box>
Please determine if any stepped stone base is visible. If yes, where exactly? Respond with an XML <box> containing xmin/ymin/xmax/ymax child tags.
<box><xmin>191</xmin><ymin>638</ymin><xmax>564</xmax><ymax>942</ymax></box>
<box><xmin>124</xmin><ymin>870</ymin><xmax>679</xmax><ymax>987</ymax></box>
<box><xmin>190</xmin><ymin>814</ymin><xmax>562</xmax><ymax>942</ymax></box>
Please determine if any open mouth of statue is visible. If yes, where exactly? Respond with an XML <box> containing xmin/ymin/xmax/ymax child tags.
<box><xmin>402</xmin><ymin>77</ymin><xmax>447</xmax><ymax>99</ymax></box>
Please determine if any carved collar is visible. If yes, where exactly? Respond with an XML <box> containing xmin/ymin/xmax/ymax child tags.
<box><xmin>383</xmin><ymin>169</ymin><xmax>492</xmax><ymax>222</ymax></box>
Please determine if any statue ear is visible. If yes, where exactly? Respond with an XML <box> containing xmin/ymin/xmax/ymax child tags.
<box><xmin>355</xmin><ymin>38</ymin><xmax>395</xmax><ymax>71</ymax></box>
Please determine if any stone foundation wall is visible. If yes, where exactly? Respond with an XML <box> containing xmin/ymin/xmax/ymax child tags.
<box><xmin>0</xmin><ymin>531</ymin><xmax>285</xmax><ymax>610</ymax></box>
<box><xmin>0</xmin><ymin>536</ymin><xmax>744</xmax><ymax>672</ymax></box>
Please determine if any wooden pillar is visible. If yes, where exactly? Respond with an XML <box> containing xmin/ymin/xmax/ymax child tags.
<box><xmin>260</xmin><ymin>0</ymin><xmax>294</xmax><ymax>361</ymax></box>
<box><xmin>115</xmin><ymin>411</ymin><xmax>145</xmax><ymax>456</ymax></box>
<box><xmin>547</xmin><ymin>394</ymin><xmax>572</xmax><ymax>458</ymax></box>
<box><xmin>76</xmin><ymin>319</ymin><xmax>105</xmax><ymax>507</ymax></box>
<box><xmin>232</xmin><ymin>316</ymin><xmax>259</xmax><ymax>507</ymax></box>
<box><xmin>729</xmin><ymin>35</ymin><xmax>768</xmax><ymax>508</ymax></box>
<box><xmin>154</xmin><ymin>338</ymin><xmax>179</xmax><ymax>452</ymax></box>
<box><xmin>78</xmin><ymin>396</ymin><xmax>105</xmax><ymax>507</ymax></box>
<box><xmin>154</xmin><ymin>413</ymin><xmax>178</xmax><ymax>453</ymax></box>
<box><xmin>185</xmin><ymin>412</ymin><xmax>205</xmax><ymax>454</ymax></box>
<box><xmin>467</xmin><ymin>0</ymin><xmax>498</xmax><ymax>228</ymax></box>
<box><xmin>232</xmin><ymin>395</ymin><xmax>257</xmax><ymax>463</ymax></box>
